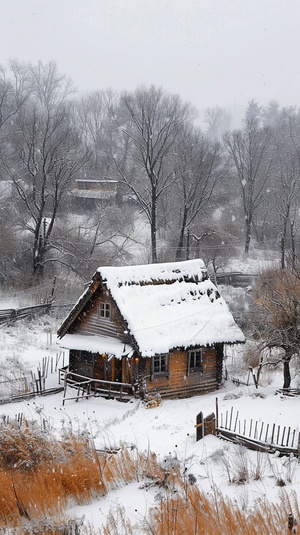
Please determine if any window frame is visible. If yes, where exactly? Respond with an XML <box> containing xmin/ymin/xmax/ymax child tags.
<box><xmin>152</xmin><ymin>353</ymin><xmax>169</xmax><ymax>376</ymax></box>
<box><xmin>187</xmin><ymin>349</ymin><xmax>204</xmax><ymax>375</ymax></box>
<box><xmin>99</xmin><ymin>302</ymin><xmax>111</xmax><ymax>319</ymax></box>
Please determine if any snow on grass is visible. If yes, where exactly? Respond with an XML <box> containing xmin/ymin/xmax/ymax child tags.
<box><xmin>1</xmin><ymin>371</ymin><xmax>300</xmax><ymax>531</ymax></box>
<box><xmin>224</xmin><ymin>246</ymin><xmax>278</xmax><ymax>273</ymax></box>
<box><xmin>0</xmin><ymin>246</ymin><xmax>296</xmax><ymax>532</ymax></box>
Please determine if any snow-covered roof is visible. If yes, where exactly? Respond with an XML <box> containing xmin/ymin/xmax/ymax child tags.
<box><xmin>75</xmin><ymin>179</ymin><xmax>118</xmax><ymax>183</ymax></box>
<box><xmin>96</xmin><ymin>259</ymin><xmax>245</xmax><ymax>356</ymax></box>
<box><xmin>59</xmin><ymin>334</ymin><xmax>134</xmax><ymax>358</ymax></box>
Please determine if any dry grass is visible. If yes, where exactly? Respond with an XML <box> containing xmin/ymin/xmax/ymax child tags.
<box><xmin>0</xmin><ymin>419</ymin><xmax>298</xmax><ymax>534</ymax></box>
<box><xmin>146</xmin><ymin>480</ymin><xmax>299</xmax><ymax>535</ymax></box>
<box><xmin>0</xmin><ymin>419</ymin><xmax>165</xmax><ymax>533</ymax></box>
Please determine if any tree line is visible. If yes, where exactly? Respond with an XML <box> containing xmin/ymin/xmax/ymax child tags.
<box><xmin>1</xmin><ymin>60</ymin><xmax>300</xmax><ymax>286</ymax></box>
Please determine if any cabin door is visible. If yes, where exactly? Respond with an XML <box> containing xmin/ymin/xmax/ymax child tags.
<box><xmin>94</xmin><ymin>354</ymin><xmax>105</xmax><ymax>380</ymax></box>
<box><xmin>94</xmin><ymin>355</ymin><xmax>128</xmax><ymax>383</ymax></box>
<box><xmin>110</xmin><ymin>357</ymin><xmax>122</xmax><ymax>383</ymax></box>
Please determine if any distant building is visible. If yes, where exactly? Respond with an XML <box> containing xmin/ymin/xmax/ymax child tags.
<box><xmin>72</xmin><ymin>178</ymin><xmax>118</xmax><ymax>209</ymax></box>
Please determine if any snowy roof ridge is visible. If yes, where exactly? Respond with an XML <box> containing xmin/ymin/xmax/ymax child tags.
<box><xmin>58</xmin><ymin>259</ymin><xmax>245</xmax><ymax>356</ymax></box>
<box><xmin>96</xmin><ymin>259</ymin><xmax>245</xmax><ymax>356</ymax></box>
<box><xmin>98</xmin><ymin>258</ymin><xmax>208</xmax><ymax>287</ymax></box>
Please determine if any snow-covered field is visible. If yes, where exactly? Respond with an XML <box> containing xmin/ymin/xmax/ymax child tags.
<box><xmin>0</xmin><ymin>307</ymin><xmax>300</xmax><ymax>532</ymax></box>
<box><xmin>0</xmin><ymin>248</ymin><xmax>298</xmax><ymax>532</ymax></box>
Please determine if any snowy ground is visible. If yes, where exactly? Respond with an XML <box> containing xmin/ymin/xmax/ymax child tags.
<box><xmin>0</xmin><ymin>313</ymin><xmax>300</xmax><ymax>532</ymax></box>
<box><xmin>0</xmin><ymin>248</ymin><xmax>298</xmax><ymax>532</ymax></box>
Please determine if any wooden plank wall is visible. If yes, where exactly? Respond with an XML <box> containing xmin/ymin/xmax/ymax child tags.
<box><xmin>70</xmin><ymin>292</ymin><xmax>126</xmax><ymax>341</ymax></box>
<box><xmin>146</xmin><ymin>348</ymin><xmax>219</xmax><ymax>398</ymax></box>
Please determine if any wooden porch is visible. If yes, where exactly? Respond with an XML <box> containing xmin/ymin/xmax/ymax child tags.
<box><xmin>59</xmin><ymin>366</ymin><xmax>136</xmax><ymax>405</ymax></box>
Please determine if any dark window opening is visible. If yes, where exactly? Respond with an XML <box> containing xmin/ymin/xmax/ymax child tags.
<box><xmin>188</xmin><ymin>349</ymin><xmax>203</xmax><ymax>373</ymax></box>
<box><xmin>79</xmin><ymin>350</ymin><xmax>94</xmax><ymax>366</ymax></box>
<box><xmin>153</xmin><ymin>354</ymin><xmax>168</xmax><ymax>374</ymax></box>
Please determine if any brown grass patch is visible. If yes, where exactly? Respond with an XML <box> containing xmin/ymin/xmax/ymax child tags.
<box><xmin>147</xmin><ymin>480</ymin><xmax>299</xmax><ymax>535</ymax></box>
<box><xmin>0</xmin><ymin>420</ymin><xmax>164</xmax><ymax>533</ymax></box>
<box><xmin>0</xmin><ymin>419</ymin><xmax>298</xmax><ymax>534</ymax></box>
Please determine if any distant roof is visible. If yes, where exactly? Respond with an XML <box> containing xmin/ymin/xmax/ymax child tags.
<box><xmin>96</xmin><ymin>259</ymin><xmax>245</xmax><ymax>356</ymax></box>
<box><xmin>75</xmin><ymin>179</ymin><xmax>118</xmax><ymax>183</ymax></box>
<box><xmin>72</xmin><ymin>189</ymin><xmax>117</xmax><ymax>199</ymax></box>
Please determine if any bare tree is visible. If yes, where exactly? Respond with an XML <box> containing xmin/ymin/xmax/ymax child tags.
<box><xmin>0</xmin><ymin>62</ymin><xmax>89</xmax><ymax>281</ymax></box>
<box><xmin>262</xmin><ymin>100</ymin><xmax>281</xmax><ymax>129</ymax></box>
<box><xmin>191</xmin><ymin>226</ymin><xmax>237</xmax><ymax>276</ymax></box>
<box><xmin>204</xmin><ymin>106</ymin><xmax>231</xmax><ymax>141</ymax></box>
<box><xmin>76</xmin><ymin>89</ymin><xmax>118</xmax><ymax>175</ymax></box>
<box><xmin>255</xmin><ymin>266</ymin><xmax>300</xmax><ymax>388</ymax></box>
<box><xmin>111</xmin><ymin>86</ymin><xmax>197</xmax><ymax>262</ymax></box>
<box><xmin>51</xmin><ymin>205</ymin><xmax>135</xmax><ymax>279</ymax></box>
<box><xmin>224</xmin><ymin>100</ymin><xmax>272</xmax><ymax>253</ymax></box>
<box><xmin>172</xmin><ymin>127</ymin><xmax>223</xmax><ymax>260</ymax></box>
<box><xmin>28</xmin><ymin>60</ymin><xmax>74</xmax><ymax>108</ymax></box>
<box><xmin>0</xmin><ymin>60</ymin><xmax>29</xmax><ymax>130</ymax></box>
<box><xmin>271</xmin><ymin>108</ymin><xmax>300</xmax><ymax>269</ymax></box>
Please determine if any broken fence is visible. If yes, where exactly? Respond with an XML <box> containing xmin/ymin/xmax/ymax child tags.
<box><xmin>215</xmin><ymin>399</ymin><xmax>300</xmax><ymax>457</ymax></box>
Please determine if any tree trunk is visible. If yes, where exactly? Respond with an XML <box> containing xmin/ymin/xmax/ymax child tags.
<box><xmin>244</xmin><ymin>217</ymin><xmax>252</xmax><ymax>254</ymax></box>
<box><xmin>176</xmin><ymin>209</ymin><xmax>188</xmax><ymax>261</ymax></box>
<box><xmin>280</xmin><ymin>233</ymin><xmax>285</xmax><ymax>270</ymax></box>
<box><xmin>32</xmin><ymin>224</ymin><xmax>47</xmax><ymax>281</ymax></box>
<box><xmin>151</xmin><ymin>188</ymin><xmax>157</xmax><ymax>263</ymax></box>
<box><xmin>186</xmin><ymin>229</ymin><xmax>190</xmax><ymax>260</ymax></box>
<box><xmin>291</xmin><ymin>219</ymin><xmax>296</xmax><ymax>269</ymax></box>
<box><xmin>283</xmin><ymin>359</ymin><xmax>291</xmax><ymax>389</ymax></box>
<box><xmin>280</xmin><ymin>217</ymin><xmax>287</xmax><ymax>270</ymax></box>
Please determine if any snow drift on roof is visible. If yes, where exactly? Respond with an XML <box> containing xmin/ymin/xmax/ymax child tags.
<box><xmin>59</xmin><ymin>334</ymin><xmax>133</xmax><ymax>359</ymax></box>
<box><xmin>98</xmin><ymin>258</ymin><xmax>207</xmax><ymax>286</ymax></box>
<box><xmin>96</xmin><ymin>259</ymin><xmax>245</xmax><ymax>356</ymax></box>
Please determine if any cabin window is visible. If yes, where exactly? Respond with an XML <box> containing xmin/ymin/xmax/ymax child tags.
<box><xmin>187</xmin><ymin>349</ymin><xmax>203</xmax><ymax>374</ymax></box>
<box><xmin>79</xmin><ymin>350</ymin><xmax>94</xmax><ymax>366</ymax></box>
<box><xmin>153</xmin><ymin>354</ymin><xmax>168</xmax><ymax>374</ymax></box>
<box><xmin>99</xmin><ymin>302</ymin><xmax>110</xmax><ymax>319</ymax></box>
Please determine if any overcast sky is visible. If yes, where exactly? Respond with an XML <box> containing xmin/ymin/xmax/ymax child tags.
<box><xmin>2</xmin><ymin>0</ymin><xmax>300</xmax><ymax>118</ymax></box>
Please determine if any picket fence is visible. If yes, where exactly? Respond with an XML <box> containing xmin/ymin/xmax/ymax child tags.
<box><xmin>0</xmin><ymin>351</ymin><xmax>66</xmax><ymax>404</ymax></box>
<box><xmin>215</xmin><ymin>399</ymin><xmax>300</xmax><ymax>457</ymax></box>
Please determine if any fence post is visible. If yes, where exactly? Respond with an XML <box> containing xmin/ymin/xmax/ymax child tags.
<box><xmin>196</xmin><ymin>411</ymin><xmax>204</xmax><ymax>441</ymax></box>
<box><xmin>63</xmin><ymin>372</ymin><xmax>68</xmax><ymax>405</ymax></box>
<box><xmin>196</xmin><ymin>412</ymin><xmax>216</xmax><ymax>441</ymax></box>
<box><xmin>288</xmin><ymin>512</ymin><xmax>297</xmax><ymax>533</ymax></box>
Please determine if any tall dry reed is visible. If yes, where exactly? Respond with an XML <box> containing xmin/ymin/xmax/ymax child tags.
<box><xmin>0</xmin><ymin>419</ymin><xmax>298</xmax><ymax>534</ymax></box>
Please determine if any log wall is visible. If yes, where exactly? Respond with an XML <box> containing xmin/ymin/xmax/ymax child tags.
<box><xmin>67</xmin><ymin>284</ymin><xmax>223</xmax><ymax>399</ymax></box>
<box><xmin>145</xmin><ymin>347</ymin><xmax>222</xmax><ymax>398</ymax></box>
<box><xmin>70</xmin><ymin>289</ymin><xmax>127</xmax><ymax>341</ymax></box>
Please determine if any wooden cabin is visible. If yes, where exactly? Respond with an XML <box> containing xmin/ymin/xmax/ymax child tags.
<box><xmin>57</xmin><ymin>259</ymin><xmax>245</xmax><ymax>401</ymax></box>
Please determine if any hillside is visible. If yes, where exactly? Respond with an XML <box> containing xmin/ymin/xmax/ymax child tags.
<box><xmin>0</xmin><ymin>250</ymin><xmax>299</xmax><ymax>533</ymax></box>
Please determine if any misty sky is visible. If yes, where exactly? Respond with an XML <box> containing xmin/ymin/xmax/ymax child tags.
<box><xmin>2</xmin><ymin>0</ymin><xmax>300</xmax><ymax>116</ymax></box>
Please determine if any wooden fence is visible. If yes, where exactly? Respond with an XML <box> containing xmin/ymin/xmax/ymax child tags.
<box><xmin>0</xmin><ymin>304</ymin><xmax>51</xmax><ymax>324</ymax></box>
<box><xmin>215</xmin><ymin>399</ymin><xmax>300</xmax><ymax>457</ymax></box>
<box><xmin>0</xmin><ymin>303</ymin><xmax>73</xmax><ymax>325</ymax></box>
<box><xmin>59</xmin><ymin>367</ymin><xmax>135</xmax><ymax>405</ymax></box>
<box><xmin>215</xmin><ymin>272</ymin><xmax>257</xmax><ymax>288</ymax></box>
<box><xmin>0</xmin><ymin>377</ymin><xmax>28</xmax><ymax>398</ymax></box>
<box><xmin>28</xmin><ymin>352</ymin><xmax>66</xmax><ymax>395</ymax></box>
<box><xmin>0</xmin><ymin>352</ymin><xmax>66</xmax><ymax>404</ymax></box>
